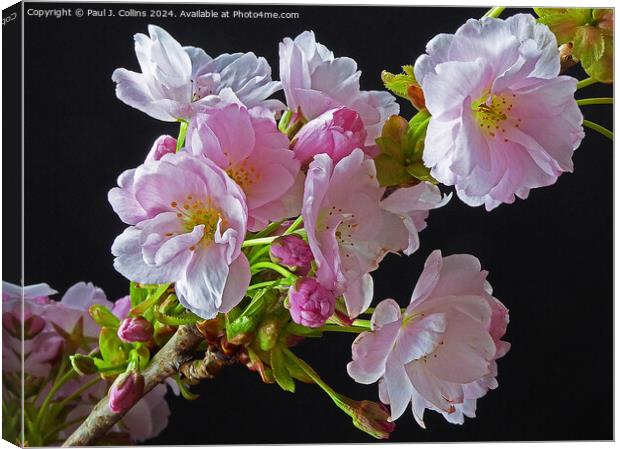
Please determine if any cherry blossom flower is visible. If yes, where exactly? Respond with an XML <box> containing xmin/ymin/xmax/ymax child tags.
<box><xmin>347</xmin><ymin>250</ymin><xmax>510</xmax><ymax>426</ymax></box>
<box><xmin>186</xmin><ymin>103</ymin><xmax>301</xmax><ymax>231</ymax></box>
<box><xmin>302</xmin><ymin>149</ymin><xmax>448</xmax><ymax>318</ymax></box>
<box><xmin>291</xmin><ymin>106</ymin><xmax>370</xmax><ymax>164</ymax></box>
<box><xmin>109</xmin><ymin>151</ymin><xmax>250</xmax><ymax>319</ymax></box>
<box><xmin>414</xmin><ymin>14</ymin><xmax>584</xmax><ymax>210</ymax></box>
<box><xmin>45</xmin><ymin>281</ymin><xmax>113</xmax><ymax>338</ymax></box>
<box><xmin>2</xmin><ymin>282</ymin><xmax>62</xmax><ymax>379</ymax></box>
<box><xmin>279</xmin><ymin>31</ymin><xmax>399</xmax><ymax>146</ymax></box>
<box><xmin>145</xmin><ymin>134</ymin><xmax>177</xmax><ymax>162</ymax></box>
<box><xmin>112</xmin><ymin>25</ymin><xmax>282</xmax><ymax>122</ymax></box>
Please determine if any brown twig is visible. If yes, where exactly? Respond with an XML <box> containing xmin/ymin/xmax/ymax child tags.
<box><xmin>62</xmin><ymin>324</ymin><xmax>203</xmax><ymax>447</ymax></box>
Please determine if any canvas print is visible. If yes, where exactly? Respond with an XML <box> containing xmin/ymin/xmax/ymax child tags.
<box><xmin>1</xmin><ymin>2</ymin><xmax>613</xmax><ymax>446</ymax></box>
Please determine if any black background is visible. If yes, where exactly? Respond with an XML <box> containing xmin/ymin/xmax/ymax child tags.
<box><xmin>4</xmin><ymin>2</ymin><xmax>613</xmax><ymax>444</ymax></box>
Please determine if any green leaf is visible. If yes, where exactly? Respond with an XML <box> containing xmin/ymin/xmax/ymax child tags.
<box><xmin>573</xmin><ymin>25</ymin><xmax>605</xmax><ymax>67</ymax></box>
<box><xmin>174</xmin><ymin>375</ymin><xmax>200</xmax><ymax>400</ymax></box>
<box><xmin>130</xmin><ymin>283</ymin><xmax>170</xmax><ymax>316</ymax></box>
<box><xmin>99</xmin><ymin>327</ymin><xmax>128</xmax><ymax>366</ymax></box>
<box><xmin>70</xmin><ymin>354</ymin><xmax>98</xmax><ymax>376</ymax></box>
<box><xmin>285</xmin><ymin>357</ymin><xmax>314</xmax><ymax>383</ymax></box>
<box><xmin>134</xmin><ymin>345</ymin><xmax>150</xmax><ymax>370</ymax></box>
<box><xmin>584</xmin><ymin>35</ymin><xmax>613</xmax><ymax>83</ymax></box>
<box><xmin>381</xmin><ymin>66</ymin><xmax>417</xmax><ymax>99</ymax></box>
<box><xmin>257</xmin><ymin>317</ymin><xmax>280</xmax><ymax>351</ymax></box>
<box><xmin>270</xmin><ymin>345</ymin><xmax>295</xmax><ymax>393</ymax></box>
<box><xmin>537</xmin><ymin>9</ymin><xmax>592</xmax><ymax>45</ymax></box>
<box><xmin>228</xmin><ymin>315</ymin><xmax>259</xmax><ymax>337</ymax></box>
<box><xmin>374</xmin><ymin>154</ymin><xmax>413</xmax><ymax>187</ymax></box>
<box><xmin>88</xmin><ymin>304</ymin><xmax>120</xmax><ymax>328</ymax></box>
<box><xmin>533</xmin><ymin>7</ymin><xmax>569</xmax><ymax>17</ymax></box>
<box><xmin>129</xmin><ymin>282</ymin><xmax>149</xmax><ymax>308</ymax></box>
<box><xmin>153</xmin><ymin>309</ymin><xmax>202</xmax><ymax>326</ymax></box>
<box><xmin>287</xmin><ymin>322</ymin><xmax>323</xmax><ymax>337</ymax></box>
<box><xmin>93</xmin><ymin>358</ymin><xmax>126</xmax><ymax>375</ymax></box>
<box><xmin>406</xmin><ymin>162</ymin><xmax>437</xmax><ymax>184</ymax></box>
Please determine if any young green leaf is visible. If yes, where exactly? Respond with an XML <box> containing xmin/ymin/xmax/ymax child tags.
<box><xmin>99</xmin><ymin>327</ymin><xmax>128</xmax><ymax>366</ymax></box>
<box><xmin>270</xmin><ymin>345</ymin><xmax>295</xmax><ymax>393</ymax></box>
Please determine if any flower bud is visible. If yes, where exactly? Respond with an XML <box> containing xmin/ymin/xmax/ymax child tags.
<box><xmin>117</xmin><ymin>317</ymin><xmax>154</xmax><ymax>343</ymax></box>
<box><xmin>292</xmin><ymin>107</ymin><xmax>368</xmax><ymax>164</ymax></box>
<box><xmin>108</xmin><ymin>370</ymin><xmax>144</xmax><ymax>414</ymax></box>
<box><xmin>288</xmin><ymin>278</ymin><xmax>336</xmax><ymax>328</ymax></box>
<box><xmin>89</xmin><ymin>304</ymin><xmax>120</xmax><ymax>328</ymax></box>
<box><xmin>257</xmin><ymin>317</ymin><xmax>280</xmax><ymax>351</ymax></box>
<box><xmin>342</xmin><ymin>398</ymin><xmax>396</xmax><ymax>439</ymax></box>
<box><xmin>145</xmin><ymin>134</ymin><xmax>177</xmax><ymax>162</ymax></box>
<box><xmin>270</xmin><ymin>235</ymin><xmax>313</xmax><ymax>275</ymax></box>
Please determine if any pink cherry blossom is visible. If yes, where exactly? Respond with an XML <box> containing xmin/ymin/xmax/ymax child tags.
<box><xmin>108</xmin><ymin>151</ymin><xmax>250</xmax><ymax>319</ymax></box>
<box><xmin>2</xmin><ymin>282</ymin><xmax>110</xmax><ymax>379</ymax></box>
<box><xmin>347</xmin><ymin>250</ymin><xmax>510</xmax><ymax>427</ymax></box>
<box><xmin>146</xmin><ymin>134</ymin><xmax>177</xmax><ymax>162</ymax></box>
<box><xmin>414</xmin><ymin>14</ymin><xmax>584</xmax><ymax>210</ymax></box>
<box><xmin>279</xmin><ymin>31</ymin><xmax>399</xmax><ymax>146</ymax></box>
<box><xmin>109</xmin><ymin>135</ymin><xmax>178</xmax><ymax>226</ymax></box>
<box><xmin>112</xmin><ymin>295</ymin><xmax>132</xmax><ymax>319</ymax></box>
<box><xmin>292</xmin><ymin>106</ymin><xmax>370</xmax><ymax>164</ymax></box>
<box><xmin>112</xmin><ymin>25</ymin><xmax>283</xmax><ymax>122</ymax></box>
<box><xmin>121</xmin><ymin>383</ymin><xmax>171</xmax><ymax>441</ymax></box>
<box><xmin>186</xmin><ymin>103</ymin><xmax>302</xmax><ymax>231</ymax></box>
<box><xmin>302</xmin><ymin>149</ymin><xmax>448</xmax><ymax>318</ymax></box>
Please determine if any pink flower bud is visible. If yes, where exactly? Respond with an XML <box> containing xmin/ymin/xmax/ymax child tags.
<box><xmin>289</xmin><ymin>278</ymin><xmax>336</xmax><ymax>328</ymax></box>
<box><xmin>109</xmin><ymin>370</ymin><xmax>145</xmax><ymax>414</ymax></box>
<box><xmin>270</xmin><ymin>235</ymin><xmax>313</xmax><ymax>275</ymax></box>
<box><xmin>145</xmin><ymin>135</ymin><xmax>177</xmax><ymax>162</ymax></box>
<box><xmin>292</xmin><ymin>107</ymin><xmax>368</xmax><ymax>164</ymax></box>
<box><xmin>117</xmin><ymin>317</ymin><xmax>153</xmax><ymax>343</ymax></box>
<box><xmin>342</xmin><ymin>398</ymin><xmax>396</xmax><ymax>439</ymax></box>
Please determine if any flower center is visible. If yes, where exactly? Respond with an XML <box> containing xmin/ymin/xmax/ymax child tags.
<box><xmin>226</xmin><ymin>160</ymin><xmax>260</xmax><ymax>191</ymax></box>
<box><xmin>472</xmin><ymin>92</ymin><xmax>522</xmax><ymax>139</ymax></box>
<box><xmin>169</xmin><ymin>195</ymin><xmax>224</xmax><ymax>248</ymax></box>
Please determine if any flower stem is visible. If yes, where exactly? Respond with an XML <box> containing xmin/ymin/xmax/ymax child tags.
<box><xmin>482</xmin><ymin>6</ymin><xmax>505</xmax><ymax>18</ymax></box>
<box><xmin>44</xmin><ymin>415</ymin><xmax>88</xmax><ymax>443</ymax></box>
<box><xmin>250</xmin><ymin>261</ymin><xmax>296</xmax><ymax>279</ymax></box>
<box><xmin>36</xmin><ymin>368</ymin><xmax>77</xmax><ymax>428</ymax></box>
<box><xmin>283</xmin><ymin>348</ymin><xmax>339</xmax><ymax>399</ymax></box>
<box><xmin>249</xmin><ymin>245</ymin><xmax>272</xmax><ymax>264</ymax></box>
<box><xmin>176</xmin><ymin>120</ymin><xmax>188</xmax><ymax>152</ymax></box>
<box><xmin>576</xmin><ymin>77</ymin><xmax>597</xmax><ymax>90</ymax></box>
<box><xmin>242</xmin><ymin>236</ymin><xmax>278</xmax><ymax>247</ymax></box>
<box><xmin>56</xmin><ymin>376</ymin><xmax>101</xmax><ymax>410</ymax></box>
<box><xmin>577</xmin><ymin>97</ymin><xmax>613</xmax><ymax>106</ymax></box>
<box><xmin>246</xmin><ymin>279</ymin><xmax>284</xmax><ymax>292</ymax></box>
<box><xmin>583</xmin><ymin>120</ymin><xmax>614</xmax><ymax>140</ymax></box>
<box><xmin>252</xmin><ymin>220</ymin><xmax>284</xmax><ymax>239</ymax></box>
<box><xmin>283</xmin><ymin>216</ymin><xmax>303</xmax><ymax>235</ymax></box>
<box><xmin>352</xmin><ymin>318</ymin><xmax>371</xmax><ymax>328</ymax></box>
